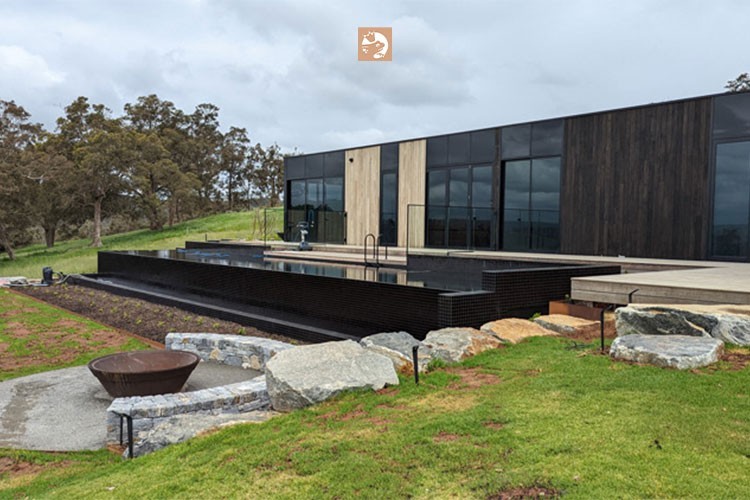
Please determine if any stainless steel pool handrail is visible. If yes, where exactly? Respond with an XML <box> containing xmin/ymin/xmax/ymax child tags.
<box><xmin>364</xmin><ymin>233</ymin><xmax>380</xmax><ymax>267</ymax></box>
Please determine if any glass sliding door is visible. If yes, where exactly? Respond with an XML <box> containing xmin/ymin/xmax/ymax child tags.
<box><xmin>530</xmin><ymin>157</ymin><xmax>561</xmax><ymax>251</ymax></box>
<box><xmin>305</xmin><ymin>179</ymin><xmax>323</xmax><ymax>241</ymax></box>
<box><xmin>471</xmin><ymin>165</ymin><xmax>493</xmax><ymax>248</ymax></box>
<box><xmin>448</xmin><ymin>167</ymin><xmax>469</xmax><ymax>248</ymax></box>
<box><xmin>502</xmin><ymin>157</ymin><xmax>560</xmax><ymax>252</ymax></box>
<box><xmin>427</xmin><ymin>170</ymin><xmax>447</xmax><ymax>246</ymax></box>
<box><xmin>503</xmin><ymin>160</ymin><xmax>532</xmax><ymax>251</ymax></box>
<box><xmin>427</xmin><ymin>165</ymin><xmax>495</xmax><ymax>249</ymax></box>
<box><xmin>287</xmin><ymin>180</ymin><xmax>307</xmax><ymax>240</ymax></box>
<box><xmin>322</xmin><ymin>177</ymin><xmax>345</xmax><ymax>243</ymax></box>
<box><xmin>712</xmin><ymin>141</ymin><xmax>750</xmax><ymax>259</ymax></box>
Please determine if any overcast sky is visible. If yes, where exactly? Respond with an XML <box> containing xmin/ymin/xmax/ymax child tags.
<box><xmin>1</xmin><ymin>0</ymin><xmax>748</xmax><ymax>154</ymax></box>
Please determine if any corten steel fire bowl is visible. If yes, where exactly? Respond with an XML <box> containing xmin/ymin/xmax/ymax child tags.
<box><xmin>88</xmin><ymin>350</ymin><xmax>201</xmax><ymax>398</ymax></box>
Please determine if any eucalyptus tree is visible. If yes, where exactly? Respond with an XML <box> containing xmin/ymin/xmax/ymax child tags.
<box><xmin>123</xmin><ymin>95</ymin><xmax>197</xmax><ymax>229</ymax></box>
<box><xmin>219</xmin><ymin>126</ymin><xmax>251</xmax><ymax>210</ymax></box>
<box><xmin>57</xmin><ymin>97</ymin><xmax>127</xmax><ymax>247</ymax></box>
<box><xmin>248</xmin><ymin>142</ymin><xmax>284</xmax><ymax>206</ymax></box>
<box><xmin>726</xmin><ymin>73</ymin><xmax>750</xmax><ymax>92</ymax></box>
<box><xmin>185</xmin><ymin>103</ymin><xmax>223</xmax><ymax>212</ymax></box>
<box><xmin>24</xmin><ymin>135</ymin><xmax>75</xmax><ymax>248</ymax></box>
<box><xmin>0</xmin><ymin>100</ymin><xmax>41</xmax><ymax>259</ymax></box>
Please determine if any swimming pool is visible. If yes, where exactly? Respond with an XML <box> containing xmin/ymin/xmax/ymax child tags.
<box><xmin>82</xmin><ymin>245</ymin><xmax>620</xmax><ymax>341</ymax></box>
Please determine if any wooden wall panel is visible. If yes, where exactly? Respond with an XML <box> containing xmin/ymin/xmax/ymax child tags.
<box><xmin>345</xmin><ymin>146</ymin><xmax>380</xmax><ymax>245</ymax></box>
<box><xmin>561</xmin><ymin>97</ymin><xmax>712</xmax><ymax>259</ymax></box>
<box><xmin>398</xmin><ymin>139</ymin><xmax>427</xmax><ymax>247</ymax></box>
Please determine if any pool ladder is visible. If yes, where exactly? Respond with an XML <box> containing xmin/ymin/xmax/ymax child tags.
<box><xmin>364</xmin><ymin>233</ymin><xmax>385</xmax><ymax>268</ymax></box>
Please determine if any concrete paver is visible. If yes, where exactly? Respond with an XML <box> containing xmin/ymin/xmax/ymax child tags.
<box><xmin>0</xmin><ymin>362</ymin><xmax>260</xmax><ymax>451</ymax></box>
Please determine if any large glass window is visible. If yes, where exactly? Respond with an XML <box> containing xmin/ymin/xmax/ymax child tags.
<box><xmin>503</xmin><ymin>160</ymin><xmax>531</xmax><ymax>250</ymax></box>
<box><xmin>285</xmin><ymin>156</ymin><xmax>305</xmax><ymax>179</ymax></box>
<box><xmin>289</xmin><ymin>180</ymin><xmax>306</xmax><ymax>209</ymax></box>
<box><xmin>713</xmin><ymin>93</ymin><xmax>750</xmax><ymax>138</ymax></box>
<box><xmin>471</xmin><ymin>165</ymin><xmax>493</xmax><ymax>247</ymax></box>
<box><xmin>471</xmin><ymin>130</ymin><xmax>496</xmax><ymax>163</ymax></box>
<box><xmin>306</xmin><ymin>179</ymin><xmax>323</xmax><ymax>209</ymax></box>
<box><xmin>502</xmin><ymin>120</ymin><xmax>563</xmax><ymax>159</ymax></box>
<box><xmin>448</xmin><ymin>167</ymin><xmax>470</xmax><ymax>247</ymax></box>
<box><xmin>427</xmin><ymin>165</ymin><xmax>494</xmax><ymax>249</ymax></box>
<box><xmin>428</xmin><ymin>130</ymin><xmax>498</xmax><ymax>168</ymax></box>
<box><xmin>306</xmin><ymin>154</ymin><xmax>324</xmax><ymax>177</ymax></box>
<box><xmin>531</xmin><ymin>120</ymin><xmax>564</xmax><ymax>156</ymax></box>
<box><xmin>448</xmin><ymin>133</ymin><xmax>470</xmax><ymax>165</ymax></box>
<box><xmin>427</xmin><ymin>136</ymin><xmax>448</xmax><ymax>166</ymax></box>
<box><xmin>712</xmin><ymin>141</ymin><xmax>750</xmax><ymax>258</ymax></box>
<box><xmin>286</xmin><ymin>175</ymin><xmax>345</xmax><ymax>243</ymax></box>
<box><xmin>502</xmin><ymin>157</ymin><xmax>560</xmax><ymax>251</ymax></box>
<box><xmin>501</xmin><ymin>125</ymin><xmax>531</xmax><ymax>159</ymax></box>
<box><xmin>427</xmin><ymin>170</ymin><xmax>447</xmax><ymax>246</ymax></box>
<box><xmin>379</xmin><ymin>145</ymin><xmax>399</xmax><ymax>245</ymax></box>
<box><xmin>380</xmin><ymin>171</ymin><xmax>398</xmax><ymax>245</ymax></box>
<box><xmin>324</xmin><ymin>152</ymin><xmax>344</xmax><ymax>177</ymax></box>
<box><xmin>324</xmin><ymin>177</ymin><xmax>343</xmax><ymax>211</ymax></box>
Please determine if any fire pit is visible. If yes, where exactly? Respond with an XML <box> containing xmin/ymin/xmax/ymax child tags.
<box><xmin>88</xmin><ymin>350</ymin><xmax>200</xmax><ymax>398</ymax></box>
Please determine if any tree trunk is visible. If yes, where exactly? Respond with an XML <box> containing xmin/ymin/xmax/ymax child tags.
<box><xmin>228</xmin><ymin>173</ymin><xmax>235</xmax><ymax>211</ymax></box>
<box><xmin>91</xmin><ymin>197</ymin><xmax>103</xmax><ymax>247</ymax></box>
<box><xmin>149</xmin><ymin>208</ymin><xmax>164</xmax><ymax>231</ymax></box>
<box><xmin>0</xmin><ymin>224</ymin><xmax>15</xmax><ymax>261</ymax></box>
<box><xmin>43</xmin><ymin>224</ymin><xmax>57</xmax><ymax>248</ymax></box>
<box><xmin>168</xmin><ymin>199</ymin><xmax>175</xmax><ymax>227</ymax></box>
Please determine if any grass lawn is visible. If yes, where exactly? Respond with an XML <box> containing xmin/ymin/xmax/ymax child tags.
<box><xmin>2</xmin><ymin>333</ymin><xmax>749</xmax><ymax>498</ymax></box>
<box><xmin>0</xmin><ymin>208</ymin><xmax>282</xmax><ymax>280</ymax></box>
<box><xmin>0</xmin><ymin>288</ymin><xmax>151</xmax><ymax>382</ymax></box>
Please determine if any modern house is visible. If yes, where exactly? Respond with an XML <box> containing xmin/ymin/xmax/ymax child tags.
<box><xmin>283</xmin><ymin>90</ymin><xmax>750</xmax><ymax>262</ymax></box>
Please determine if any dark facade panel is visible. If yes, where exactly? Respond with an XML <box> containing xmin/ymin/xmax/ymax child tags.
<box><xmin>285</xmin><ymin>156</ymin><xmax>305</xmax><ymax>179</ymax></box>
<box><xmin>561</xmin><ymin>97</ymin><xmax>712</xmax><ymax>259</ymax></box>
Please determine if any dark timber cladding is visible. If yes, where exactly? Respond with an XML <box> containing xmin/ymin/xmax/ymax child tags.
<box><xmin>561</xmin><ymin>97</ymin><xmax>712</xmax><ymax>259</ymax></box>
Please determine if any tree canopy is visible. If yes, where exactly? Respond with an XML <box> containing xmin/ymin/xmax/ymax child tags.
<box><xmin>725</xmin><ymin>73</ymin><xmax>750</xmax><ymax>92</ymax></box>
<box><xmin>0</xmin><ymin>95</ymin><xmax>290</xmax><ymax>257</ymax></box>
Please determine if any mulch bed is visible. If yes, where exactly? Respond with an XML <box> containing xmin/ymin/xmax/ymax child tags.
<box><xmin>17</xmin><ymin>284</ymin><xmax>300</xmax><ymax>345</ymax></box>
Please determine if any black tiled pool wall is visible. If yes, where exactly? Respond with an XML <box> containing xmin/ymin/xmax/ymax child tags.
<box><xmin>482</xmin><ymin>265</ymin><xmax>622</xmax><ymax>315</ymax></box>
<box><xmin>98</xmin><ymin>251</ymin><xmax>442</xmax><ymax>336</ymax></box>
<box><xmin>96</xmin><ymin>250</ymin><xmax>620</xmax><ymax>340</ymax></box>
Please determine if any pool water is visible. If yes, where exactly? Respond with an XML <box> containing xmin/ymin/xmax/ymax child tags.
<box><xmin>124</xmin><ymin>249</ymin><xmax>484</xmax><ymax>291</ymax></box>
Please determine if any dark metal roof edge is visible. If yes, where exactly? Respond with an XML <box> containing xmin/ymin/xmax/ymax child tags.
<box><xmin>286</xmin><ymin>89</ymin><xmax>749</xmax><ymax>159</ymax></box>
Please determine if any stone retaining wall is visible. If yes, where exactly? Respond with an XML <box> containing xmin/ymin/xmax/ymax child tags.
<box><xmin>106</xmin><ymin>376</ymin><xmax>270</xmax><ymax>457</ymax></box>
<box><xmin>106</xmin><ymin>333</ymin><xmax>294</xmax><ymax>457</ymax></box>
<box><xmin>165</xmin><ymin>333</ymin><xmax>294</xmax><ymax>370</ymax></box>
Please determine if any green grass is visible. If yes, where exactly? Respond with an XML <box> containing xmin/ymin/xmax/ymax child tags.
<box><xmin>2</xmin><ymin>336</ymin><xmax>749</xmax><ymax>498</ymax></box>
<box><xmin>0</xmin><ymin>289</ymin><xmax>150</xmax><ymax>381</ymax></box>
<box><xmin>0</xmin><ymin>208</ymin><xmax>283</xmax><ymax>280</ymax></box>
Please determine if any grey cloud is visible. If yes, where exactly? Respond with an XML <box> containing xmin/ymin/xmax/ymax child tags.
<box><xmin>0</xmin><ymin>0</ymin><xmax>748</xmax><ymax>152</ymax></box>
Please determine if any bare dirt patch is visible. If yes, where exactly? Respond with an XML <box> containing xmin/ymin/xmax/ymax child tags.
<box><xmin>339</xmin><ymin>409</ymin><xmax>368</xmax><ymax>421</ymax></box>
<box><xmin>375</xmin><ymin>387</ymin><xmax>400</xmax><ymax>396</ymax></box>
<box><xmin>4</xmin><ymin>322</ymin><xmax>33</xmax><ymax>337</ymax></box>
<box><xmin>0</xmin><ymin>457</ymin><xmax>60</xmax><ymax>479</ymax></box>
<box><xmin>694</xmin><ymin>349</ymin><xmax>750</xmax><ymax>373</ymax></box>
<box><xmin>0</xmin><ymin>314</ymin><xmax>136</xmax><ymax>371</ymax></box>
<box><xmin>367</xmin><ymin>416</ymin><xmax>393</xmax><ymax>426</ymax></box>
<box><xmin>0</xmin><ymin>307</ymin><xmax>37</xmax><ymax>318</ymax></box>
<box><xmin>433</xmin><ymin>431</ymin><xmax>460</xmax><ymax>443</ymax></box>
<box><xmin>18</xmin><ymin>284</ymin><xmax>298</xmax><ymax>345</ymax></box>
<box><xmin>447</xmin><ymin>367</ymin><xmax>501</xmax><ymax>389</ymax></box>
<box><xmin>721</xmin><ymin>350</ymin><xmax>750</xmax><ymax>370</ymax></box>
<box><xmin>484</xmin><ymin>421</ymin><xmax>505</xmax><ymax>430</ymax></box>
<box><xmin>557</xmin><ymin>320</ymin><xmax>616</xmax><ymax>343</ymax></box>
<box><xmin>487</xmin><ymin>485</ymin><xmax>561</xmax><ymax>499</ymax></box>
